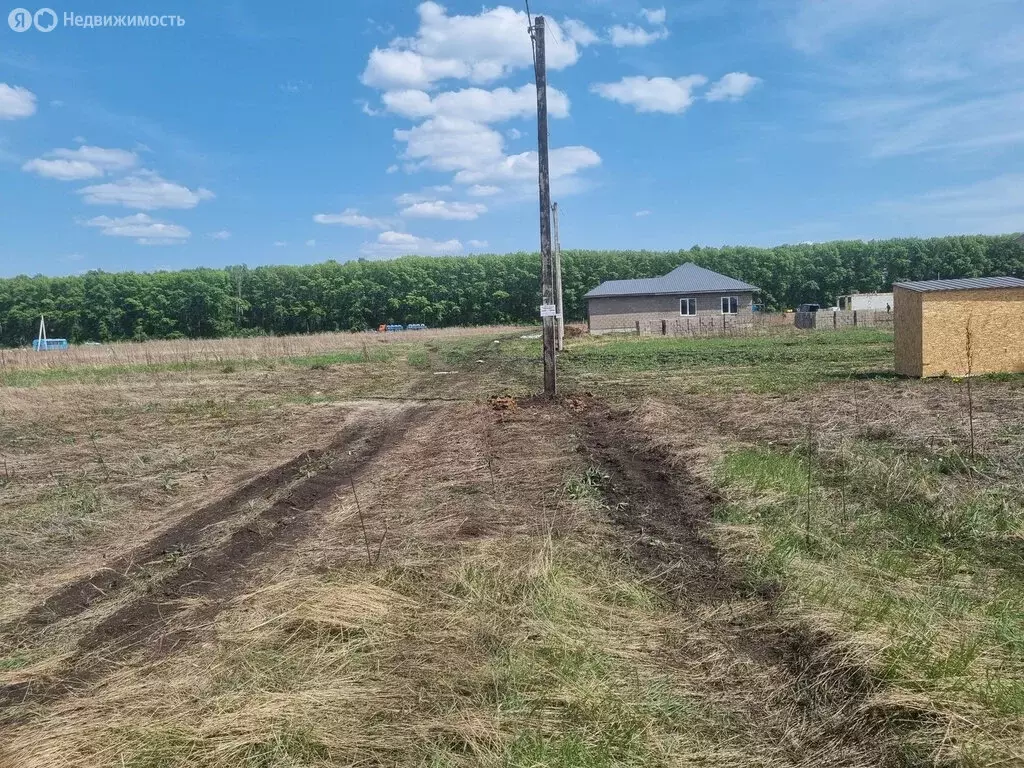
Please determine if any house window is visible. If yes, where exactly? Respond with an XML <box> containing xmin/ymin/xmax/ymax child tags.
<box><xmin>721</xmin><ymin>296</ymin><xmax>739</xmax><ymax>315</ymax></box>
<box><xmin>680</xmin><ymin>297</ymin><xmax>697</xmax><ymax>316</ymax></box>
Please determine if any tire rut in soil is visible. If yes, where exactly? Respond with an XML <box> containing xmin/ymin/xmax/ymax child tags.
<box><xmin>10</xmin><ymin>433</ymin><xmax>357</xmax><ymax>635</ymax></box>
<box><xmin>0</xmin><ymin>405</ymin><xmax>430</xmax><ymax>712</ymax></box>
<box><xmin>577</xmin><ymin>400</ymin><xmax>923</xmax><ymax>765</ymax></box>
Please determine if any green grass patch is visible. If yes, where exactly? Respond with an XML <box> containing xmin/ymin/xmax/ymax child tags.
<box><xmin>720</xmin><ymin>447</ymin><xmax>807</xmax><ymax>496</ymax></box>
<box><xmin>715</xmin><ymin>437</ymin><xmax>1024</xmax><ymax>762</ymax></box>
<box><xmin>0</xmin><ymin>654</ymin><xmax>30</xmax><ymax>671</ymax></box>
<box><xmin>407</xmin><ymin>348</ymin><xmax>430</xmax><ymax>368</ymax></box>
<box><xmin>557</xmin><ymin>329</ymin><xmax>895</xmax><ymax>394</ymax></box>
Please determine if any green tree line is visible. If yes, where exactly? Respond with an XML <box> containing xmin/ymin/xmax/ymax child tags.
<box><xmin>2</xmin><ymin>234</ymin><xmax>1022</xmax><ymax>346</ymax></box>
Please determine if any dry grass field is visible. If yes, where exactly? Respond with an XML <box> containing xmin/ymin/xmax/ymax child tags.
<box><xmin>1</xmin><ymin>326</ymin><xmax>1022</xmax><ymax>767</ymax></box>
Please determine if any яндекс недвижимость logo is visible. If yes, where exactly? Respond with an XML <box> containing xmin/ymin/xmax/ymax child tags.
<box><xmin>8</xmin><ymin>8</ymin><xmax>184</xmax><ymax>31</ymax></box>
<box><xmin>8</xmin><ymin>7</ymin><xmax>56</xmax><ymax>31</ymax></box>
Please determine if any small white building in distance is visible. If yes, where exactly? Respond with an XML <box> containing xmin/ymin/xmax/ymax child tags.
<box><xmin>836</xmin><ymin>292</ymin><xmax>893</xmax><ymax>312</ymax></box>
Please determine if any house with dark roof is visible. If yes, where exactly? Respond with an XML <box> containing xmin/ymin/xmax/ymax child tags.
<box><xmin>584</xmin><ymin>263</ymin><xmax>760</xmax><ymax>334</ymax></box>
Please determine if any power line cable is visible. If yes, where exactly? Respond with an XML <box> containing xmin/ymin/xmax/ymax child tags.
<box><xmin>524</xmin><ymin>1</ymin><xmax>537</xmax><ymax>70</ymax></box>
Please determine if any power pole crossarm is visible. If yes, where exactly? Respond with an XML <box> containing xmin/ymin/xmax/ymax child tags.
<box><xmin>533</xmin><ymin>15</ymin><xmax>557</xmax><ymax>396</ymax></box>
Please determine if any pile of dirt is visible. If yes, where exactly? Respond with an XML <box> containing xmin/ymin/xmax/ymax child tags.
<box><xmin>488</xmin><ymin>395</ymin><xmax>518</xmax><ymax>413</ymax></box>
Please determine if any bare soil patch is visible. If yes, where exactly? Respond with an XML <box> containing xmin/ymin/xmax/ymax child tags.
<box><xmin>0</xmin><ymin>404</ymin><xmax>430</xmax><ymax>711</ymax></box>
<box><xmin>577</xmin><ymin>399</ymin><xmax>928</xmax><ymax>766</ymax></box>
<box><xmin>0</xmin><ymin>387</ymin><xmax>962</xmax><ymax>766</ymax></box>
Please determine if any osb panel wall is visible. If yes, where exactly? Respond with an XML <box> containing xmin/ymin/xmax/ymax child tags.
<box><xmin>920</xmin><ymin>288</ymin><xmax>1024</xmax><ymax>377</ymax></box>
<box><xmin>893</xmin><ymin>287</ymin><xmax>923</xmax><ymax>377</ymax></box>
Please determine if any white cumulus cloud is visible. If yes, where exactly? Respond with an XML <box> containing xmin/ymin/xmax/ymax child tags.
<box><xmin>23</xmin><ymin>158</ymin><xmax>104</xmax><ymax>181</ymax></box>
<box><xmin>395</xmin><ymin>191</ymin><xmax>433</xmax><ymax>206</ymax></box>
<box><xmin>361</xmin><ymin>230</ymin><xmax>463</xmax><ymax>257</ymax></box>
<box><xmin>395</xmin><ymin>116</ymin><xmax>506</xmax><ymax>172</ymax></box>
<box><xmin>382</xmin><ymin>84</ymin><xmax>570</xmax><ymax>123</ymax></box>
<box><xmin>362</xmin><ymin>2</ymin><xmax>580</xmax><ymax>90</ymax></box>
<box><xmin>55</xmin><ymin>145</ymin><xmax>137</xmax><ymax>170</ymax></box>
<box><xmin>362</xmin><ymin>3</ymin><xmax>600</xmax><ymax>211</ymax></box>
<box><xmin>77</xmin><ymin>170</ymin><xmax>214</xmax><ymax>210</ymax></box>
<box><xmin>394</xmin><ymin>187</ymin><xmax>451</xmax><ymax>205</ymax></box>
<box><xmin>591</xmin><ymin>75</ymin><xmax>709</xmax><ymax>113</ymax></box>
<box><xmin>608</xmin><ymin>23</ymin><xmax>669</xmax><ymax>47</ymax></box>
<box><xmin>468</xmin><ymin>239</ymin><xmax>489</xmax><ymax>248</ymax></box>
<box><xmin>401</xmin><ymin>200</ymin><xmax>488</xmax><ymax>220</ymax></box>
<box><xmin>468</xmin><ymin>184</ymin><xmax>502</xmax><ymax>197</ymax></box>
<box><xmin>82</xmin><ymin>213</ymin><xmax>190</xmax><ymax>244</ymax></box>
<box><xmin>706</xmin><ymin>72</ymin><xmax>761</xmax><ymax>102</ymax></box>
<box><xmin>363</xmin><ymin>49</ymin><xmax>469</xmax><ymax>91</ymax></box>
<box><xmin>641</xmin><ymin>8</ymin><xmax>667</xmax><ymax>25</ymax></box>
<box><xmin>454</xmin><ymin>145</ymin><xmax>601</xmax><ymax>185</ymax></box>
<box><xmin>209</xmin><ymin>230</ymin><xmax>232</xmax><ymax>240</ymax></box>
<box><xmin>0</xmin><ymin>84</ymin><xmax>36</xmax><ymax>120</ymax></box>
<box><xmin>313</xmin><ymin>208</ymin><xmax>389</xmax><ymax>228</ymax></box>
<box><xmin>563</xmin><ymin>18</ymin><xmax>600</xmax><ymax>46</ymax></box>
<box><xmin>22</xmin><ymin>145</ymin><xmax>138</xmax><ymax>180</ymax></box>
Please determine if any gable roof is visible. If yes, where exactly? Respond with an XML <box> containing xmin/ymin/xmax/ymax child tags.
<box><xmin>894</xmin><ymin>276</ymin><xmax>1024</xmax><ymax>293</ymax></box>
<box><xmin>584</xmin><ymin>263</ymin><xmax>760</xmax><ymax>299</ymax></box>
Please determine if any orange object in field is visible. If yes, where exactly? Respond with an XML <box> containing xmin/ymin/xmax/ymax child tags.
<box><xmin>377</xmin><ymin>324</ymin><xmax>387</xmax><ymax>333</ymax></box>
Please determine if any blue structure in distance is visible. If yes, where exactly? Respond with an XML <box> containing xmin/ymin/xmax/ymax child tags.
<box><xmin>33</xmin><ymin>339</ymin><xmax>69</xmax><ymax>351</ymax></box>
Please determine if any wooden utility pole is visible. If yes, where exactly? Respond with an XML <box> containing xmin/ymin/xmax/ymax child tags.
<box><xmin>552</xmin><ymin>201</ymin><xmax>565</xmax><ymax>352</ymax></box>
<box><xmin>532</xmin><ymin>15</ymin><xmax>557</xmax><ymax>395</ymax></box>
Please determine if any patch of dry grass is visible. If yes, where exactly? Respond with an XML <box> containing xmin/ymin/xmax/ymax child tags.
<box><xmin>4</xmin><ymin>328</ymin><xmax>1023</xmax><ymax>767</ymax></box>
<box><xmin>1</xmin><ymin>396</ymin><xmax>904</xmax><ymax>767</ymax></box>
<box><xmin>0</xmin><ymin>326</ymin><xmax>528</xmax><ymax>372</ymax></box>
<box><xmin>0</xmin><ymin>375</ymin><xmax>391</xmax><ymax>623</ymax></box>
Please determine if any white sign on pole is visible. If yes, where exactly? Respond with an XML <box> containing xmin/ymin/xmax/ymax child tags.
<box><xmin>539</xmin><ymin>304</ymin><xmax>558</xmax><ymax>318</ymax></box>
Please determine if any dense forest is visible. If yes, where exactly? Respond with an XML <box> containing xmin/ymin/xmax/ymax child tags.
<box><xmin>2</xmin><ymin>234</ymin><xmax>1022</xmax><ymax>346</ymax></box>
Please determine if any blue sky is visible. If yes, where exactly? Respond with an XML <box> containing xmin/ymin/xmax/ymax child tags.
<box><xmin>1</xmin><ymin>0</ymin><xmax>1022</xmax><ymax>278</ymax></box>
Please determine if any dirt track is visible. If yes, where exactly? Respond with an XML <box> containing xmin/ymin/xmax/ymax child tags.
<box><xmin>0</xmin><ymin>404</ymin><xmax>430</xmax><ymax>711</ymax></box>
<box><xmin>578</xmin><ymin>400</ymin><xmax>921</xmax><ymax>766</ymax></box>
<box><xmin>1</xmin><ymin>397</ymin><xmax>927</xmax><ymax>764</ymax></box>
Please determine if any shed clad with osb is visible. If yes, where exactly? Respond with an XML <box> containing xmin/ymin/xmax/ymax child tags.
<box><xmin>893</xmin><ymin>276</ymin><xmax>1024</xmax><ymax>378</ymax></box>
